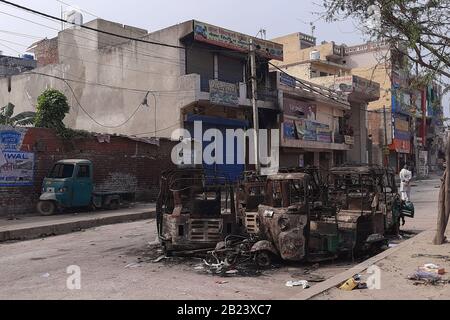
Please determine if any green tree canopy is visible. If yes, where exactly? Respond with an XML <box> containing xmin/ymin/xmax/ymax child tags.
<box><xmin>35</xmin><ymin>89</ymin><xmax>70</xmax><ymax>132</ymax></box>
<box><xmin>322</xmin><ymin>0</ymin><xmax>450</xmax><ymax>88</ymax></box>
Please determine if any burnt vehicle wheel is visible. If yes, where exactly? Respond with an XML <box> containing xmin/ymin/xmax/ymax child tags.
<box><xmin>37</xmin><ymin>201</ymin><xmax>56</xmax><ymax>216</ymax></box>
<box><xmin>254</xmin><ymin>251</ymin><xmax>272</xmax><ymax>268</ymax></box>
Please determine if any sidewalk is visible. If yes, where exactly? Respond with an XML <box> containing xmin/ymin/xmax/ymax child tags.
<box><xmin>313</xmin><ymin>230</ymin><xmax>450</xmax><ymax>300</ymax></box>
<box><xmin>295</xmin><ymin>176</ymin><xmax>449</xmax><ymax>300</ymax></box>
<box><xmin>0</xmin><ymin>203</ymin><xmax>156</xmax><ymax>243</ymax></box>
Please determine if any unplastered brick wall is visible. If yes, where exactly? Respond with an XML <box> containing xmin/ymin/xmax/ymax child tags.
<box><xmin>0</xmin><ymin>128</ymin><xmax>176</xmax><ymax>216</ymax></box>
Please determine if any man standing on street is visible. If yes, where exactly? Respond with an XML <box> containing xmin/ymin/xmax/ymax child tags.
<box><xmin>399</xmin><ymin>164</ymin><xmax>413</xmax><ymax>202</ymax></box>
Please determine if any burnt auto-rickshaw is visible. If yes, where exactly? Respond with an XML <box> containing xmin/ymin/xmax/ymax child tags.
<box><xmin>235</xmin><ymin>171</ymin><xmax>267</xmax><ymax>235</ymax></box>
<box><xmin>328</xmin><ymin>165</ymin><xmax>415</xmax><ymax>255</ymax></box>
<box><xmin>157</xmin><ymin>169</ymin><xmax>239</xmax><ymax>255</ymax></box>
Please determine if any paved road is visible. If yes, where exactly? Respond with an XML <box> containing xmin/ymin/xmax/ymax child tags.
<box><xmin>0</xmin><ymin>177</ymin><xmax>440</xmax><ymax>300</ymax></box>
<box><xmin>0</xmin><ymin>218</ymin><xmax>357</xmax><ymax>300</ymax></box>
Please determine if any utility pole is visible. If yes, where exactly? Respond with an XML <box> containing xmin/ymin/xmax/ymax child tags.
<box><xmin>383</xmin><ymin>105</ymin><xmax>389</xmax><ymax>167</ymax></box>
<box><xmin>249</xmin><ymin>39</ymin><xmax>260</xmax><ymax>173</ymax></box>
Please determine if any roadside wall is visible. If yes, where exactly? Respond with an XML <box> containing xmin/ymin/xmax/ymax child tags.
<box><xmin>0</xmin><ymin>127</ymin><xmax>176</xmax><ymax>216</ymax></box>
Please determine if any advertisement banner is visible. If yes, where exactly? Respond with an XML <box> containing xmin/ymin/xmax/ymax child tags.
<box><xmin>283</xmin><ymin>121</ymin><xmax>296</xmax><ymax>140</ymax></box>
<box><xmin>193</xmin><ymin>21</ymin><xmax>284</xmax><ymax>61</ymax></box>
<box><xmin>391</xmin><ymin>139</ymin><xmax>411</xmax><ymax>154</ymax></box>
<box><xmin>280</xmin><ymin>73</ymin><xmax>297</xmax><ymax>88</ymax></box>
<box><xmin>209</xmin><ymin>80</ymin><xmax>239</xmax><ymax>106</ymax></box>
<box><xmin>283</xmin><ymin>97</ymin><xmax>317</xmax><ymax>119</ymax></box>
<box><xmin>0</xmin><ymin>151</ymin><xmax>35</xmax><ymax>186</ymax></box>
<box><xmin>317</xmin><ymin>128</ymin><xmax>332</xmax><ymax>143</ymax></box>
<box><xmin>394</xmin><ymin>115</ymin><xmax>410</xmax><ymax>141</ymax></box>
<box><xmin>0</xmin><ymin>126</ymin><xmax>27</xmax><ymax>151</ymax></box>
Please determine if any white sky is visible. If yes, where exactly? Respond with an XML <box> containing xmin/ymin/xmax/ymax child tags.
<box><xmin>0</xmin><ymin>0</ymin><xmax>448</xmax><ymax>116</ymax></box>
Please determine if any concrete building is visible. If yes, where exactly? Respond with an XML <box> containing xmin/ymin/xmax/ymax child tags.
<box><xmin>271</xmin><ymin>33</ymin><xmax>381</xmax><ymax>165</ymax></box>
<box><xmin>0</xmin><ymin>53</ymin><xmax>36</xmax><ymax>78</ymax></box>
<box><xmin>274</xmin><ymin>70</ymin><xmax>353</xmax><ymax>170</ymax></box>
<box><xmin>0</xmin><ymin>19</ymin><xmax>284</xmax><ymax>181</ymax></box>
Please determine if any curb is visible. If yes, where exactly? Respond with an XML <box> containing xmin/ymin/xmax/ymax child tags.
<box><xmin>290</xmin><ymin>231</ymin><xmax>430</xmax><ymax>300</ymax></box>
<box><xmin>0</xmin><ymin>211</ymin><xmax>156</xmax><ymax>243</ymax></box>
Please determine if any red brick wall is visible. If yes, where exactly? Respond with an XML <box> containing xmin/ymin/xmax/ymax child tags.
<box><xmin>33</xmin><ymin>38</ymin><xmax>59</xmax><ymax>67</ymax></box>
<box><xmin>0</xmin><ymin>128</ymin><xmax>176</xmax><ymax>216</ymax></box>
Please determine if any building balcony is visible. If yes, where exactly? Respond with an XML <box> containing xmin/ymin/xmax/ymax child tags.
<box><xmin>281</xmin><ymin>137</ymin><xmax>351</xmax><ymax>151</ymax></box>
<box><xmin>179</xmin><ymin>73</ymin><xmax>278</xmax><ymax>110</ymax></box>
<box><xmin>326</xmin><ymin>43</ymin><xmax>345</xmax><ymax>60</ymax></box>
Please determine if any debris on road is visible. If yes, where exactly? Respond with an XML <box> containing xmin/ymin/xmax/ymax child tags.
<box><xmin>152</xmin><ymin>255</ymin><xmax>167</xmax><ymax>263</ymax></box>
<box><xmin>286</xmin><ymin>280</ymin><xmax>310</xmax><ymax>289</ymax></box>
<box><xmin>40</xmin><ymin>273</ymin><xmax>50</xmax><ymax>278</ymax></box>
<box><xmin>339</xmin><ymin>275</ymin><xmax>368</xmax><ymax>291</ymax></box>
<box><xmin>124</xmin><ymin>263</ymin><xmax>142</xmax><ymax>269</ymax></box>
<box><xmin>418</xmin><ymin>264</ymin><xmax>446</xmax><ymax>275</ymax></box>
<box><xmin>411</xmin><ymin>254</ymin><xmax>450</xmax><ymax>261</ymax></box>
<box><xmin>339</xmin><ymin>278</ymin><xmax>359</xmax><ymax>291</ymax></box>
<box><xmin>407</xmin><ymin>271</ymin><xmax>444</xmax><ymax>285</ymax></box>
<box><xmin>291</xmin><ymin>272</ymin><xmax>325</xmax><ymax>283</ymax></box>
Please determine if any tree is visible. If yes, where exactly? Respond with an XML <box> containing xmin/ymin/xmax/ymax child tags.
<box><xmin>0</xmin><ymin>103</ymin><xmax>36</xmax><ymax>126</ymax></box>
<box><xmin>322</xmin><ymin>0</ymin><xmax>450</xmax><ymax>86</ymax></box>
<box><xmin>35</xmin><ymin>89</ymin><xmax>70</xmax><ymax>133</ymax></box>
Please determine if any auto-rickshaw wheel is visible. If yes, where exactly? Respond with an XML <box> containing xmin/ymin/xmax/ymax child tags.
<box><xmin>37</xmin><ymin>201</ymin><xmax>56</xmax><ymax>216</ymax></box>
<box><xmin>254</xmin><ymin>251</ymin><xmax>272</xmax><ymax>268</ymax></box>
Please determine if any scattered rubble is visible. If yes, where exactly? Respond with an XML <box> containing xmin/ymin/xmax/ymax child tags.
<box><xmin>286</xmin><ymin>280</ymin><xmax>310</xmax><ymax>289</ymax></box>
<box><xmin>411</xmin><ymin>254</ymin><xmax>450</xmax><ymax>261</ymax></box>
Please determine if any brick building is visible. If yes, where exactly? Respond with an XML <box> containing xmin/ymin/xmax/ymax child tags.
<box><xmin>0</xmin><ymin>126</ymin><xmax>176</xmax><ymax>216</ymax></box>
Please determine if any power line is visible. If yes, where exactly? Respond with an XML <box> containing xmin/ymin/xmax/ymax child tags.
<box><xmin>0</xmin><ymin>41</ymin><xmax>21</xmax><ymax>54</ymax></box>
<box><xmin>55</xmin><ymin>0</ymin><xmax>99</xmax><ymax>18</ymax></box>
<box><xmin>0</xmin><ymin>37</ymin><xmax>184</xmax><ymax>78</ymax></box>
<box><xmin>62</xmin><ymin>78</ymin><xmax>147</xmax><ymax>129</ymax></box>
<box><xmin>0</xmin><ymin>0</ymin><xmax>185</xmax><ymax>50</ymax></box>
<box><xmin>0</xmin><ymin>12</ymin><xmax>185</xmax><ymax>67</ymax></box>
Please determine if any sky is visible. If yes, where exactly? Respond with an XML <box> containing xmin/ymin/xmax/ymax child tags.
<box><xmin>0</xmin><ymin>0</ymin><xmax>367</xmax><ymax>55</ymax></box>
<box><xmin>0</xmin><ymin>0</ymin><xmax>448</xmax><ymax>116</ymax></box>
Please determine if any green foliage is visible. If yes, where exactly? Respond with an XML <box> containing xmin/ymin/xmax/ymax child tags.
<box><xmin>35</xmin><ymin>89</ymin><xmax>70</xmax><ymax>133</ymax></box>
<box><xmin>0</xmin><ymin>103</ymin><xmax>36</xmax><ymax>126</ymax></box>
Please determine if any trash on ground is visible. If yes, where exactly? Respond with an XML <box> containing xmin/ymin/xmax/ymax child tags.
<box><xmin>152</xmin><ymin>255</ymin><xmax>167</xmax><ymax>263</ymax></box>
<box><xmin>291</xmin><ymin>272</ymin><xmax>325</xmax><ymax>283</ymax></box>
<box><xmin>226</xmin><ymin>270</ymin><xmax>239</xmax><ymax>275</ymax></box>
<box><xmin>216</xmin><ymin>280</ymin><xmax>229</xmax><ymax>285</ymax></box>
<box><xmin>353</xmin><ymin>274</ymin><xmax>362</xmax><ymax>281</ymax></box>
<box><xmin>41</xmin><ymin>273</ymin><xmax>50</xmax><ymax>278</ymax></box>
<box><xmin>418</xmin><ymin>264</ymin><xmax>446</xmax><ymax>275</ymax></box>
<box><xmin>357</xmin><ymin>282</ymin><xmax>368</xmax><ymax>290</ymax></box>
<box><xmin>339</xmin><ymin>278</ymin><xmax>359</xmax><ymax>291</ymax></box>
<box><xmin>286</xmin><ymin>280</ymin><xmax>310</xmax><ymax>289</ymax></box>
<box><xmin>388</xmin><ymin>244</ymin><xmax>399</xmax><ymax>248</ymax></box>
<box><xmin>407</xmin><ymin>271</ymin><xmax>447</xmax><ymax>286</ymax></box>
<box><xmin>124</xmin><ymin>263</ymin><xmax>141</xmax><ymax>269</ymax></box>
<box><xmin>411</xmin><ymin>254</ymin><xmax>450</xmax><ymax>261</ymax></box>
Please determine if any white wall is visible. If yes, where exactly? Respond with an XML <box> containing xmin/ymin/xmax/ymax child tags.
<box><xmin>0</xmin><ymin>20</ymin><xmax>198</xmax><ymax>139</ymax></box>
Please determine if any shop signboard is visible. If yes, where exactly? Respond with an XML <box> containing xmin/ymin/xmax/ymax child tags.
<box><xmin>284</xmin><ymin>97</ymin><xmax>316</xmax><ymax>119</ymax></box>
<box><xmin>209</xmin><ymin>80</ymin><xmax>239</xmax><ymax>106</ymax></box>
<box><xmin>193</xmin><ymin>21</ymin><xmax>284</xmax><ymax>61</ymax></box>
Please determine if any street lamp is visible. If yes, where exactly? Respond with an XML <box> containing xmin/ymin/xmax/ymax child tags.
<box><xmin>141</xmin><ymin>91</ymin><xmax>157</xmax><ymax>138</ymax></box>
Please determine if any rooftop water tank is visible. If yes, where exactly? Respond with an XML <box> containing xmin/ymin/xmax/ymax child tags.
<box><xmin>310</xmin><ymin>50</ymin><xmax>320</xmax><ymax>60</ymax></box>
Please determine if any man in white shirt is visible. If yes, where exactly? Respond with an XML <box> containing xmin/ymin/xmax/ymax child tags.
<box><xmin>399</xmin><ymin>165</ymin><xmax>413</xmax><ymax>202</ymax></box>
